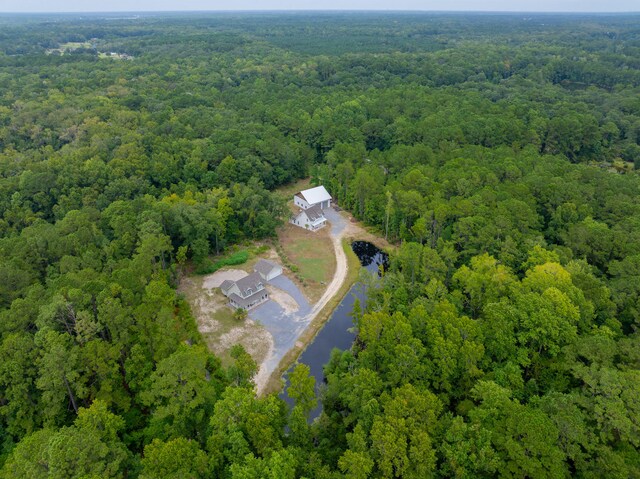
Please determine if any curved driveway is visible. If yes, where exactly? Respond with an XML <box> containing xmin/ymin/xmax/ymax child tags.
<box><xmin>251</xmin><ymin>207</ymin><xmax>349</xmax><ymax>392</ymax></box>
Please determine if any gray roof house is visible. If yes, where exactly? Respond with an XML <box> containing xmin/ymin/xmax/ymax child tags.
<box><xmin>220</xmin><ymin>280</ymin><xmax>236</xmax><ymax>294</ymax></box>
<box><xmin>220</xmin><ymin>272</ymin><xmax>268</xmax><ymax>310</ymax></box>
<box><xmin>254</xmin><ymin>259</ymin><xmax>283</xmax><ymax>281</ymax></box>
<box><xmin>290</xmin><ymin>204</ymin><xmax>327</xmax><ymax>231</ymax></box>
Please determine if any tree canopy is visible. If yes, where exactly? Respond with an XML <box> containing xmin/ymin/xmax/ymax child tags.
<box><xmin>1</xmin><ymin>11</ymin><xmax>639</xmax><ymax>478</ymax></box>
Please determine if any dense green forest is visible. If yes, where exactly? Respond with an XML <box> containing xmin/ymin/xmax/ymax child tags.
<box><xmin>0</xmin><ymin>11</ymin><xmax>639</xmax><ymax>478</ymax></box>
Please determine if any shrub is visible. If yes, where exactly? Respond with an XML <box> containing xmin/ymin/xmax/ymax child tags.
<box><xmin>196</xmin><ymin>250</ymin><xmax>249</xmax><ymax>275</ymax></box>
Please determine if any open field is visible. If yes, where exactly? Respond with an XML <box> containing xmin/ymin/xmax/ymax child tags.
<box><xmin>46</xmin><ymin>41</ymin><xmax>93</xmax><ymax>55</ymax></box>
<box><xmin>277</xmin><ymin>223</ymin><xmax>335</xmax><ymax>302</ymax></box>
<box><xmin>60</xmin><ymin>41</ymin><xmax>92</xmax><ymax>49</ymax></box>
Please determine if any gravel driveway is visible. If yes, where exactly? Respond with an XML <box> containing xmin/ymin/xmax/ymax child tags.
<box><xmin>268</xmin><ymin>275</ymin><xmax>311</xmax><ymax>313</ymax></box>
<box><xmin>251</xmin><ymin>207</ymin><xmax>349</xmax><ymax>391</ymax></box>
<box><xmin>249</xmin><ymin>274</ymin><xmax>312</xmax><ymax>387</ymax></box>
<box><xmin>323</xmin><ymin>207</ymin><xmax>347</xmax><ymax>236</ymax></box>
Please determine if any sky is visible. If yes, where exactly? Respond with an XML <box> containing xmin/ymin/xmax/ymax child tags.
<box><xmin>0</xmin><ymin>0</ymin><xmax>638</xmax><ymax>13</ymax></box>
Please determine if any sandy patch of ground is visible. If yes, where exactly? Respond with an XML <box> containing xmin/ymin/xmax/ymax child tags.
<box><xmin>180</xmin><ymin>270</ymin><xmax>273</xmax><ymax>369</ymax></box>
<box><xmin>266</xmin><ymin>284</ymin><xmax>299</xmax><ymax>314</ymax></box>
<box><xmin>196</xmin><ymin>294</ymin><xmax>226</xmax><ymax>334</ymax></box>
<box><xmin>214</xmin><ymin>321</ymin><xmax>273</xmax><ymax>367</ymax></box>
<box><xmin>202</xmin><ymin>269</ymin><xmax>247</xmax><ymax>289</ymax></box>
<box><xmin>264</xmin><ymin>248</ymin><xmax>280</xmax><ymax>262</ymax></box>
<box><xmin>254</xmin><ymin>366</ymin><xmax>269</xmax><ymax>392</ymax></box>
<box><xmin>339</xmin><ymin>212</ymin><xmax>392</xmax><ymax>251</ymax></box>
<box><xmin>179</xmin><ymin>276</ymin><xmax>224</xmax><ymax>335</ymax></box>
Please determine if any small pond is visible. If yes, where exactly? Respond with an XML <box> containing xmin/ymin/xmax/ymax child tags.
<box><xmin>279</xmin><ymin>241</ymin><xmax>388</xmax><ymax>419</ymax></box>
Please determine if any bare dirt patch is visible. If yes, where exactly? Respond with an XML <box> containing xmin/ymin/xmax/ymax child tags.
<box><xmin>215</xmin><ymin>322</ymin><xmax>273</xmax><ymax>367</ymax></box>
<box><xmin>266</xmin><ymin>285</ymin><xmax>299</xmax><ymax>314</ymax></box>
<box><xmin>179</xmin><ymin>270</ymin><xmax>272</xmax><ymax>368</ymax></box>
<box><xmin>197</xmin><ymin>294</ymin><xmax>226</xmax><ymax>334</ymax></box>
<box><xmin>201</xmin><ymin>269</ymin><xmax>248</xmax><ymax>289</ymax></box>
<box><xmin>339</xmin><ymin>211</ymin><xmax>393</xmax><ymax>251</ymax></box>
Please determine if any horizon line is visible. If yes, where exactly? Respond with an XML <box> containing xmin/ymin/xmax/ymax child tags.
<box><xmin>1</xmin><ymin>9</ymin><xmax>640</xmax><ymax>14</ymax></box>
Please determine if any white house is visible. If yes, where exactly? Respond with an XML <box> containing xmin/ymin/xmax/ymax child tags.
<box><xmin>294</xmin><ymin>185</ymin><xmax>332</xmax><ymax>210</ymax></box>
<box><xmin>290</xmin><ymin>204</ymin><xmax>327</xmax><ymax>231</ymax></box>
<box><xmin>254</xmin><ymin>259</ymin><xmax>283</xmax><ymax>281</ymax></box>
<box><xmin>219</xmin><ymin>273</ymin><xmax>268</xmax><ymax>310</ymax></box>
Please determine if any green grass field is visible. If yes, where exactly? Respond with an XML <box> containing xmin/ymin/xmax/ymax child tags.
<box><xmin>286</xmin><ymin>242</ymin><xmax>332</xmax><ymax>283</ymax></box>
<box><xmin>278</xmin><ymin>223</ymin><xmax>335</xmax><ymax>301</ymax></box>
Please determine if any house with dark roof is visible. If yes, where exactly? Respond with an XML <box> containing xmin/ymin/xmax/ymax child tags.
<box><xmin>254</xmin><ymin>259</ymin><xmax>283</xmax><ymax>281</ymax></box>
<box><xmin>220</xmin><ymin>272</ymin><xmax>268</xmax><ymax>310</ymax></box>
<box><xmin>290</xmin><ymin>204</ymin><xmax>327</xmax><ymax>231</ymax></box>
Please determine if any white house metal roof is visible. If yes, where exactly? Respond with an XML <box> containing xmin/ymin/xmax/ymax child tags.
<box><xmin>299</xmin><ymin>185</ymin><xmax>331</xmax><ymax>205</ymax></box>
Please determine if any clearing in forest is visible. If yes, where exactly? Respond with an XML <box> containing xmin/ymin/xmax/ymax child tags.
<box><xmin>181</xmin><ymin>180</ymin><xmax>391</xmax><ymax>394</ymax></box>
<box><xmin>275</xmin><ymin>177</ymin><xmax>312</xmax><ymax>199</ymax></box>
<box><xmin>180</xmin><ymin>211</ymin><xmax>342</xmax><ymax>393</ymax></box>
<box><xmin>277</xmin><ymin>223</ymin><xmax>336</xmax><ymax>303</ymax></box>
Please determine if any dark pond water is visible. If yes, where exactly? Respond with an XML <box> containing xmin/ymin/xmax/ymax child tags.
<box><xmin>279</xmin><ymin>241</ymin><xmax>388</xmax><ymax>419</ymax></box>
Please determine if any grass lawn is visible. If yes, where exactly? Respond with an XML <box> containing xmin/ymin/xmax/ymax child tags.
<box><xmin>276</xmin><ymin>177</ymin><xmax>337</xmax><ymax>301</ymax></box>
<box><xmin>278</xmin><ymin>223</ymin><xmax>335</xmax><ymax>302</ymax></box>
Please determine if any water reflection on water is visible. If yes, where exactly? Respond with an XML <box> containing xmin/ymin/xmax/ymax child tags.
<box><xmin>351</xmin><ymin>240</ymin><xmax>389</xmax><ymax>272</ymax></box>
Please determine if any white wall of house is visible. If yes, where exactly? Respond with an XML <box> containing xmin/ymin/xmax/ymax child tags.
<box><xmin>264</xmin><ymin>265</ymin><xmax>282</xmax><ymax>281</ymax></box>
<box><xmin>290</xmin><ymin>211</ymin><xmax>309</xmax><ymax>227</ymax></box>
<box><xmin>294</xmin><ymin>196</ymin><xmax>310</xmax><ymax>209</ymax></box>
<box><xmin>294</xmin><ymin>197</ymin><xmax>331</xmax><ymax>210</ymax></box>
<box><xmin>289</xmin><ymin>211</ymin><xmax>327</xmax><ymax>231</ymax></box>
<box><xmin>229</xmin><ymin>292</ymin><xmax>269</xmax><ymax>310</ymax></box>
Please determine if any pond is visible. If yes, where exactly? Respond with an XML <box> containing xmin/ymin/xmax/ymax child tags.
<box><xmin>279</xmin><ymin>241</ymin><xmax>388</xmax><ymax>419</ymax></box>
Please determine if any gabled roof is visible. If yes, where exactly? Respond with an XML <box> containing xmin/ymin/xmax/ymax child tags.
<box><xmin>305</xmin><ymin>204</ymin><xmax>325</xmax><ymax>222</ymax></box>
<box><xmin>298</xmin><ymin>185</ymin><xmax>331</xmax><ymax>205</ymax></box>
<box><xmin>254</xmin><ymin>259</ymin><xmax>280</xmax><ymax>277</ymax></box>
<box><xmin>229</xmin><ymin>291</ymin><xmax>266</xmax><ymax>309</ymax></box>
<box><xmin>220</xmin><ymin>280</ymin><xmax>235</xmax><ymax>292</ymax></box>
<box><xmin>234</xmin><ymin>272</ymin><xmax>264</xmax><ymax>298</ymax></box>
